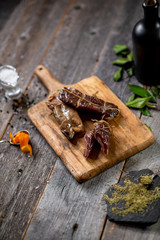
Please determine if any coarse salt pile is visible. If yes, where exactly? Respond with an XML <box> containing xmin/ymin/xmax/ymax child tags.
<box><xmin>0</xmin><ymin>67</ymin><xmax>18</xmax><ymax>86</ymax></box>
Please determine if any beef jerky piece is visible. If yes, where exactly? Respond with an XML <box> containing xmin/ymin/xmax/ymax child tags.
<box><xmin>84</xmin><ymin>130</ymin><xmax>95</xmax><ymax>158</ymax></box>
<box><xmin>58</xmin><ymin>87</ymin><xmax>119</xmax><ymax>119</ymax></box>
<box><xmin>84</xmin><ymin>121</ymin><xmax>111</xmax><ymax>158</ymax></box>
<box><xmin>47</xmin><ymin>93</ymin><xmax>84</xmax><ymax>140</ymax></box>
<box><xmin>94</xmin><ymin>121</ymin><xmax>111</xmax><ymax>155</ymax></box>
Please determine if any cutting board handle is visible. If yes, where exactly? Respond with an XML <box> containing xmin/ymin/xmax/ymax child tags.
<box><xmin>34</xmin><ymin>65</ymin><xmax>64</xmax><ymax>93</ymax></box>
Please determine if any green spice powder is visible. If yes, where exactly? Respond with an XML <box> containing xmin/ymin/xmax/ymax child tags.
<box><xmin>139</xmin><ymin>175</ymin><xmax>153</xmax><ymax>185</ymax></box>
<box><xmin>104</xmin><ymin>176</ymin><xmax>160</xmax><ymax>216</ymax></box>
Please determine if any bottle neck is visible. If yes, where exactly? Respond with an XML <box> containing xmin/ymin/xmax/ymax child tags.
<box><xmin>143</xmin><ymin>0</ymin><xmax>159</xmax><ymax>26</ymax></box>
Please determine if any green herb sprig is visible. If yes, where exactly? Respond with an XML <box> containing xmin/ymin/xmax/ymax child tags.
<box><xmin>112</xmin><ymin>45</ymin><xmax>134</xmax><ymax>82</ymax></box>
<box><xmin>126</xmin><ymin>84</ymin><xmax>160</xmax><ymax>117</ymax></box>
<box><xmin>112</xmin><ymin>44</ymin><xmax>160</xmax><ymax>119</ymax></box>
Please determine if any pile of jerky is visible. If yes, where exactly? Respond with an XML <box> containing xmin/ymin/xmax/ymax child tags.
<box><xmin>47</xmin><ymin>87</ymin><xmax>119</xmax><ymax>158</ymax></box>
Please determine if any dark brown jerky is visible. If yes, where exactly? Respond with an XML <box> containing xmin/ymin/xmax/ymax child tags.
<box><xmin>84</xmin><ymin>121</ymin><xmax>111</xmax><ymax>158</ymax></box>
<box><xmin>47</xmin><ymin>92</ymin><xmax>84</xmax><ymax>140</ymax></box>
<box><xmin>94</xmin><ymin>122</ymin><xmax>111</xmax><ymax>155</ymax></box>
<box><xmin>58</xmin><ymin>87</ymin><xmax>119</xmax><ymax>119</ymax></box>
<box><xmin>84</xmin><ymin>130</ymin><xmax>95</xmax><ymax>158</ymax></box>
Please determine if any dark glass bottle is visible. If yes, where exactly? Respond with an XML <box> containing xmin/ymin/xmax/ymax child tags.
<box><xmin>132</xmin><ymin>0</ymin><xmax>160</xmax><ymax>86</ymax></box>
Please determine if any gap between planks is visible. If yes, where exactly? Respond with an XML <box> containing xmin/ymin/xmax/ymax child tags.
<box><xmin>0</xmin><ymin>114</ymin><xmax>14</xmax><ymax>140</ymax></box>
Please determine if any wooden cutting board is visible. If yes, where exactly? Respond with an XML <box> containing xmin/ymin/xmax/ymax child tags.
<box><xmin>28</xmin><ymin>65</ymin><xmax>155</xmax><ymax>182</ymax></box>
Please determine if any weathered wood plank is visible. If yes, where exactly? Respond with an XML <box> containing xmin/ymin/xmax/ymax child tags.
<box><xmin>98</xmin><ymin>0</ymin><xmax>160</xmax><ymax>238</ymax></box>
<box><xmin>37</xmin><ymin>0</ymin><xmax>126</xmax><ymax>85</ymax></box>
<box><xmin>102</xmin><ymin>219</ymin><xmax>160</xmax><ymax>240</ymax></box>
<box><xmin>22</xmin><ymin>0</ymin><xmax>149</xmax><ymax>239</ymax></box>
<box><xmin>0</xmin><ymin>0</ymin><xmax>21</xmax><ymax>135</ymax></box>
<box><xmin>0</xmin><ymin>117</ymin><xmax>57</xmax><ymax>239</ymax></box>
<box><xmin>94</xmin><ymin>0</ymin><xmax>144</xmax><ymax>103</ymax></box>
<box><xmin>0</xmin><ymin>0</ymin><xmax>75</xmax><ymax>239</ymax></box>
<box><xmin>23</xmin><ymin>159</ymin><xmax>122</xmax><ymax>240</ymax></box>
<box><xmin>20</xmin><ymin>2</ymin><xmax>131</xmax><ymax>239</ymax></box>
<box><xmin>0</xmin><ymin>0</ymin><xmax>71</xmax><ymax>138</ymax></box>
<box><xmin>0</xmin><ymin>0</ymin><xmax>20</xmax><ymax>32</ymax></box>
<box><xmin>0</xmin><ymin>0</ymin><xmax>123</xmax><ymax>239</ymax></box>
<box><xmin>1</xmin><ymin>0</ymin><xmax>157</xmax><ymax>240</ymax></box>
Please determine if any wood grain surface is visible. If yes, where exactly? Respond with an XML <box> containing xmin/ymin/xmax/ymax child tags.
<box><xmin>28</xmin><ymin>65</ymin><xmax>154</xmax><ymax>182</ymax></box>
<box><xmin>0</xmin><ymin>0</ymin><xmax>71</xmax><ymax>138</ymax></box>
<box><xmin>0</xmin><ymin>0</ymin><xmax>160</xmax><ymax>239</ymax></box>
<box><xmin>24</xmin><ymin>0</ymin><xmax>160</xmax><ymax>239</ymax></box>
<box><xmin>0</xmin><ymin>1</ymin><xmax>72</xmax><ymax>239</ymax></box>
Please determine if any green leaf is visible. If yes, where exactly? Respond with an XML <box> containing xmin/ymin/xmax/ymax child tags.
<box><xmin>127</xmin><ymin>51</ymin><xmax>134</xmax><ymax>62</ymax></box>
<box><xmin>113</xmin><ymin>45</ymin><xmax>129</xmax><ymax>55</ymax></box>
<box><xmin>126</xmin><ymin>68</ymin><xmax>134</xmax><ymax>77</ymax></box>
<box><xmin>140</xmin><ymin>107</ymin><xmax>152</xmax><ymax>117</ymax></box>
<box><xmin>151</xmin><ymin>86</ymin><xmax>160</xmax><ymax>98</ymax></box>
<box><xmin>112</xmin><ymin>58</ymin><xmax>129</xmax><ymax>66</ymax></box>
<box><xmin>125</xmin><ymin>96</ymin><xmax>151</xmax><ymax>108</ymax></box>
<box><xmin>113</xmin><ymin>67</ymin><xmax>123</xmax><ymax>82</ymax></box>
<box><xmin>128</xmin><ymin>84</ymin><xmax>157</xmax><ymax>103</ymax></box>
<box><xmin>118</xmin><ymin>50</ymin><xmax>130</xmax><ymax>57</ymax></box>
<box><xmin>147</xmin><ymin>90</ymin><xmax>157</xmax><ymax>103</ymax></box>
<box><xmin>127</xmin><ymin>94</ymin><xmax>135</xmax><ymax>103</ymax></box>
<box><xmin>146</xmin><ymin>103</ymin><xmax>156</xmax><ymax>108</ymax></box>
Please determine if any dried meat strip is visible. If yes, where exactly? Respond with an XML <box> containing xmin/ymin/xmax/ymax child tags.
<box><xmin>47</xmin><ymin>93</ymin><xmax>84</xmax><ymax>140</ymax></box>
<box><xmin>94</xmin><ymin>121</ymin><xmax>111</xmax><ymax>155</ymax></box>
<box><xmin>84</xmin><ymin>130</ymin><xmax>95</xmax><ymax>158</ymax></box>
<box><xmin>84</xmin><ymin>121</ymin><xmax>111</xmax><ymax>158</ymax></box>
<box><xmin>58</xmin><ymin>87</ymin><xmax>119</xmax><ymax>119</ymax></box>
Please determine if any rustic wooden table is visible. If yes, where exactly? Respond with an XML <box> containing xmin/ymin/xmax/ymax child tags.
<box><xmin>0</xmin><ymin>0</ymin><xmax>160</xmax><ymax>239</ymax></box>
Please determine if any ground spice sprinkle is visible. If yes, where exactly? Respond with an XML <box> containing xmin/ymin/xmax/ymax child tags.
<box><xmin>104</xmin><ymin>175</ymin><xmax>160</xmax><ymax>216</ymax></box>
